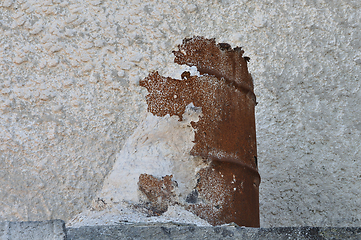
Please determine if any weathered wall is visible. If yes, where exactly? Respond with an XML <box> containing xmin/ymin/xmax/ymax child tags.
<box><xmin>0</xmin><ymin>0</ymin><xmax>360</xmax><ymax>227</ymax></box>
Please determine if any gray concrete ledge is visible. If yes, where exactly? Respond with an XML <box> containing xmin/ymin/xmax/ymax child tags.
<box><xmin>0</xmin><ymin>220</ymin><xmax>66</xmax><ymax>240</ymax></box>
<box><xmin>66</xmin><ymin>223</ymin><xmax>361</xmax><ymax>240</ymax></box>
<box><xmin>1</xmin><ymin>220</ymin><xmax>361</xmax><ymax>240</ymax></box>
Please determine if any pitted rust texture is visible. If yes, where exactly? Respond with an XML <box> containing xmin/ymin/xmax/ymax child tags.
<box><xmin>139</xmin><ymin>36</ymin><xmax>260</xmax><ymax>227</ymax></box>
<box><xmin>173</xmin><ymin>36</ymin><xmax>255</xmax><ymax>100</ymax></box>
<box><xmin>186</xmin><ymin>161</ymin><xmax>260</xmax><ymax>227</ymax></box>
<box><xmin>141</xmin><ymin>72</ymin><xmax>256</xmax><ymax>168</ymax></box>
<box><xmin>138</xmin><ymin>174</ymin><xmax>177</xmax><ymax>216</ymax></box>
<box><xmin>140</xmin><ymin>37</ymin><xmax>257</xmax><ymax>169</ymax></box>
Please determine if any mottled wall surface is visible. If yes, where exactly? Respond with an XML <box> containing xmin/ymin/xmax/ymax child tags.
<box><xmin>0</xmin><ymin>0</ymin><xmax>360</xmax><ymax>227</ymax></box>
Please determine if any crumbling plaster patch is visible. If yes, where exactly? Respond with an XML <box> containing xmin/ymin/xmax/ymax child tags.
<box><xmin>99</xmin><ymin>106</ymin><xmax>204</xmax><ymax>205</ymax></box>
<box><xmin>1</xmin><ymin>0</ymin><xmax>361</xmax><ymax>227</ymax></box>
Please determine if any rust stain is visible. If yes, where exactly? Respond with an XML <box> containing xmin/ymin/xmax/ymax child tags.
<box><xmin>139</xmin><ymin>36</ymin><xmax>260</xmax><ymax>227</ymax></box>
<box><xmin>138</xmin><ymin>174</ymin><xmax>177</xmax><ymax>216</ymax></box>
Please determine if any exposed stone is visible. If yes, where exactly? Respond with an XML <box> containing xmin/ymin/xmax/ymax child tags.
<box><xmin>0</xmin><ymin>220</ymin><xmax>66</xmax><ymax>240</ymax></box>
<box><xmin>66</xmin><ymin>223</ymin><xmax>361</xmax><ymax>240</ymax></box>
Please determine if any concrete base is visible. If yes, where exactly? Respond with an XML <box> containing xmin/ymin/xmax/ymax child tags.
<box><xmin>1</xmin><ymin>220</ymin><xmax>361</xmax><ymax>240</ymax></box>
<box><xmin>0</xmin><ymin>220</ymin><xmax>66</xmax><ymax>240</ymax></box>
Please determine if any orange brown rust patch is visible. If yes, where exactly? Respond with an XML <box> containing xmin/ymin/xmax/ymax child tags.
<box><xmin>139</xmin><ymin>36</ymin><xmax>260</xmax><ymax>227</ymax></box>
<box><xmin>138</xmin><ymin>174</ymin><xmax>177</xmax><ymax>216</ymax></box>
<box><xmin>186</xmin><ymin>161</ymin><xmax>260</xmax><ymax>227</ymax></box>
<box><xmin>141</xmin><ymin>72</ymin><xmax>256</xmax><ymax>167</ymax></box>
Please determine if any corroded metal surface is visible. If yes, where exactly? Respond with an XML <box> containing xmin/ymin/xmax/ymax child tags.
<box><xmin>186</xmin><ymin>161</ymin><xmax>260</xmax><ymax>227</ymax></box>
<box><xmin>137</xmin><ymin>174</ymin><xmax>177</xmax><ymax>216</ymax></box>
<box><xmin>139</xmin><ymin>36</ymin><xmax>260</xmax><ymax>227</ymax></box>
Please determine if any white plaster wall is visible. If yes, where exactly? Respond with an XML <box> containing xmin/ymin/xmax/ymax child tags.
<box><xmin>0</xmin><ymin>0</ymin><xmax>360</xmax><ymax>227</ymax></box>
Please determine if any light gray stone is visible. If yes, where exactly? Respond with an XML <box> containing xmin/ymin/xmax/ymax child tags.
<box><xmin>1</xmin><ymin>220</ymin><xmax>361</xmax><ymax>240</ymax></box>
<box><xmin>0</xmin><ymin>220</ymin><xmax>66</xmax><ymax>240</ymax></box>
<box><xmin>66</xmin><ymin>223</ymin><xmax>361</xmax><ymax>240</ymax></box>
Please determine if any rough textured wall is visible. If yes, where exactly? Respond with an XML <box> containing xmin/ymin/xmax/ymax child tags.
<box><xmin>0</xmin><ymin>0</ymin><xmax>360</xmax><ymax>227</ymax></box>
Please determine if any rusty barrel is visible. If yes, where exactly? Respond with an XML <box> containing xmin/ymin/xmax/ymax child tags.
<box><xmin>140</xmin><ymin>36</ymin><xmax>260</xmax><ymax>227</ymax></box>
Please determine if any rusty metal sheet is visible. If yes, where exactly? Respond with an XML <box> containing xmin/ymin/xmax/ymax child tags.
<box><xmin>186</xmin><ymin>161</ymin><xmax>260</xmax><ymax>227</ymax></box>
<box><xmin>139</xmin><ymin>36</ymin><xmax>260</xmax><ymax>227</ymax></box>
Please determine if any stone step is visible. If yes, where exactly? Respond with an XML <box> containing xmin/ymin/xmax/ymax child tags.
<box><xmin>0</xmin><ymin>220</ymin><xmax>66</xmax><ymax>240</ymax></box>
<box><xmin>1</xmin><ymin>220</ymin><xmax>361</xmax><ymax>240</ymax></box>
